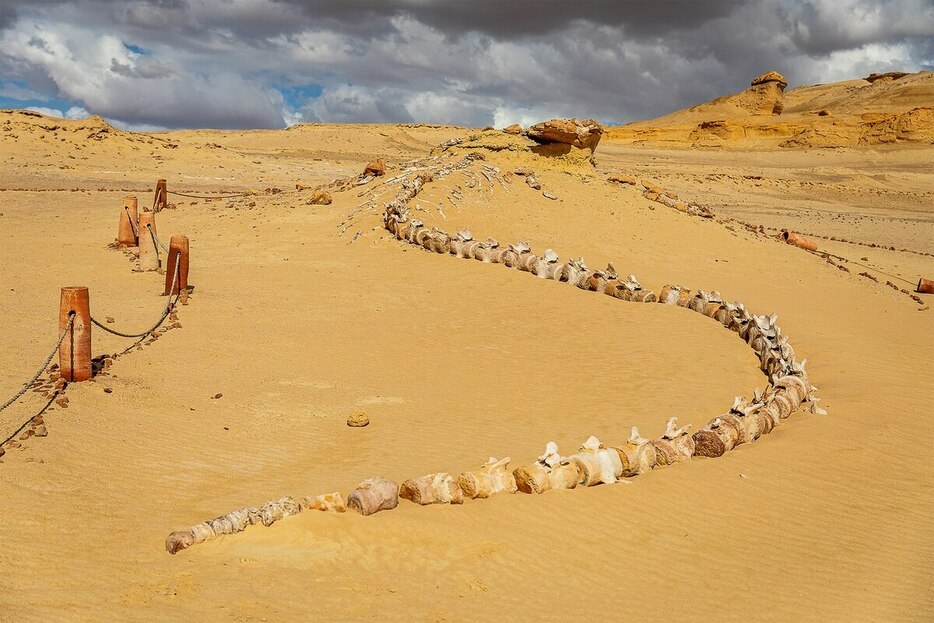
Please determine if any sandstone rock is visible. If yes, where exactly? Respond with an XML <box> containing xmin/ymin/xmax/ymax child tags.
<box><xmin>527</xmin><ymin>118</ymin><xmax>603</xmax><ymax>150</ymax></box>
<box><xmin>526</xmin><ymin>176</ymin><xmax>541</xmax><ymax>190</ymax></box>
<box><xmin>641</xmin><ymin>179</ymin><xmax>663</xmax><ymax>194</ymax></box>
<box><xmin>502</xmin><ymin>124</ymin><xmax>523</xmax><ymax>135</ymax></box>
<box><xmin>309</xmin><ymin>189</ymin><xmax>332</xmax><ymax>205</ymax></box>
<box><xmin>745</xmin><ymin>71</ymin><xmax>787</xmax><ymax>115</ymax></box>
<box><xmin>347</xmin><ymin>410</ymin><xmax>369</xmax><ymax>427</ymax></box>
<box><xmin>751</xmin><ymin>71</ymin><xmax>788</xmax><ymax>89</ymax></box>
<box><xmin>608</xmin><ymin>174</ymin><xmax>637</xmax><ymax>185</ymax></box>
<box><xmin>33</xmin><ymin>425</ymin><xmax>48</xmax><ymax>437</ymax></box>
<box><xmin>864</xmin><ymin>72</ymin><xmax>909</xmax><ymax>84</ymax></box>
<box><xmin>363</xmin><ymin>158</ymin><xmax>386</xmax><ymax>177</ymax></box>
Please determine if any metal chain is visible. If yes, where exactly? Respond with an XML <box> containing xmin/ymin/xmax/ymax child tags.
<box><xmin>117</xmin><ymin>260</ymin><xmax>182</xmax><ymax>356</ymax></box>
<box><xmin>90</xmin><ymin>254</ymin><xmax>181</xmax><ymax>339</ymax></box>
<box><xmin>1</xmin><ymin>393</ymin><xmax>57</xmax><ymax>447</ymax></box>
<box><xmin>0</xmin><ymin>314</ymin><xmax>74</xmax><ymax>413</ymax></box>
<box><xmin>804</xmin><ymin>248</ymin><xmax>917</xmax><ymax>286</ymax></box>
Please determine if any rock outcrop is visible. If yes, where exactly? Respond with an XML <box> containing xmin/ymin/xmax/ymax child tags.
<box><xmin>527</xmin><ymin>118</ymin><xmax>603</xmax><ymax>150</ymax></box>
<box><xmin>751</xmin><ymin>71</ymin><xmax>788</xmax><ymax>90</ymax></box>
<box><xmin>526</xmin><ymin>118</ymin><xmax>603</xmax><ymax>164</ymax></box>
<box><xmin>435</xmin><ymin>118</ymin><xmax>604</xmax><ymax>166</ymax></box>
<box><xmin>743</xmin><ymin>71</ymin><xmax>788</xmax><ymax>115</ymax></box>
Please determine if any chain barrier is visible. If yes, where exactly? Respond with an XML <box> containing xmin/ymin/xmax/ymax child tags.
<box><xmin>117</xmin><ymin>264</ymin><xmax>182</xmax><ymax>356</ymax></box>
<box><xmin>0</xmin><ymin>314</ymin><xmax>74</xmax><ymax>414</ymax></box>
<box><xmin>3</xmin><ymin>211</ymin><xmax>187</xmax><ymax>450</ymax></box>
<box><xmin>147</xmin><ymin>224</ymin><xmax>169</xmax><ymax>253</ymax></box>
<box><xmin>1</xmin><ymin>393</ymin><xmax>57</xmax><ymax>447</ymax></box>
<box><xmin>168</xmin><ymin>190</ymin><xmax>252</xmax><ymax>199</ymax></box>
<box><xmin>90</xmin><ymin>255</ymin><xmax>181</xmax><ymax>339</ymax></box>
<box><xmin>805</xmin><ymin>248</ymin><xmax>917</xmax><ymax>286</ymax></box>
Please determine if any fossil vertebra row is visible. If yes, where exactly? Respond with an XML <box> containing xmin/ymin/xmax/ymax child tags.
<box><xmin>165</xmin><ymin>155</ymin><xmax>824</xmax><ymax>554</ymax></box>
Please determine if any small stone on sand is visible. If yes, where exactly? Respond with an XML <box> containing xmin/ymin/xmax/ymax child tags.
<box><xmin>347</xmin><ymin>411</ymin><xmax>369</xmax><ymax>427</ymax></box>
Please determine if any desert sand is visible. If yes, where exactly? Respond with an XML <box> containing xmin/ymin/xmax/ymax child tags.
<box><xmin>1</xmin><ymin>72</ymin><xmax>932</xmax><ymax>622</ymax></box>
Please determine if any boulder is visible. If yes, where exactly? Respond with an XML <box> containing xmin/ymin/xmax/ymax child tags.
<box><xmin>526</xmin><ymin>118</ymin><xmax>604</xmax><ymax>164</ymax></box>
<box><xmin>363</xmin><ymin>158</ymin><xmax>386</xmax><ymax>177</ymax></box>
<box><xmin>308</xmin><ymin>189</ymin><xmax>332</xmax><ymax>205</ymax></box>
<box><xmin>502</xmin><ymin>124</ymin><xmax>523</xmax><ymax>135</ymax></box>
<box><xmin>527</xmin><ymin>118</ymin><xmax>603</xmax><ymax>150</ymax></box>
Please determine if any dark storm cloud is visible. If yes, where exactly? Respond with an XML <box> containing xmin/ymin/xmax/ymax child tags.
<box><xmin>0</xmin><ymin>0</ymin><xmax>931</xmax><ymax>129</ymax></box>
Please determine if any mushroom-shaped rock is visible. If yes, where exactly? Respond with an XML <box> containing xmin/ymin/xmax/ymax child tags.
<box><xmin>751</xmin><ymin>71</ymin><xmax>788</xmax><ymax>90</ymax></box>
<box><xmin>527</xmin><ymin>118</ymin><xmax>604</xmax><ymax>150</ymax></box>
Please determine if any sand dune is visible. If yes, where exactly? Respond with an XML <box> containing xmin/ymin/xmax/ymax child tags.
<box><xmin>1</xmin><ymin>94</ymin><xmax>932</xmax><ymax>622</ymax></box>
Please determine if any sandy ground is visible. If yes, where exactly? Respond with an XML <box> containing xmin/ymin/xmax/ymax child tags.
<box><xmin>1</xmin><ymin>113</ymin><xmax>933</xmax><ymax>621</ymax></box>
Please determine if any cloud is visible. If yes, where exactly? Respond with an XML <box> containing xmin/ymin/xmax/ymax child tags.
<box><xmin>0</xmin><ymin>1</ymin><xmax>931</xmax><ymax>129</ymax></box>
<box><xmin>25</xmin><ymin>104</ymin><xmax>87</xmax><ymax>119</ymax></box>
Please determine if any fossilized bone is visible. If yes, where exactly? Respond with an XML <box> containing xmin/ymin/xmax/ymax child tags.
<box><xmin>164</xmin><ymin>496</ymin><xmax>301</xmax><ymax>555</ymax></box>
<box><xmin>400</xmin><ymin>472</ymin><xmax>465</xmax><ymax>505</ymax></box>
<box><xmin>450</xmin><ymin>229</ymin><xmax>474</xmax><ymax>258</ymax></box>
<box><xmin>301</xmin><ymin>492</ymin><xmax>346</xmax><ymax>513</ymax></box>
<box><xmin>652</xmin><ymin>417</ymin><xmax>695</xmax><ymax>465</ymax></box>
<box><xmin>588</xmin><ymin>263</ymin><xmax>618</xmax><ymax>293</ymax></box>
<box><xmin>659</xmin><ymin>284</ymin><xmax>690</xmax><ymax>306</ymax></box>
<box><xmin>513</xmin><ymin>442</ymin><xmax>582</xmax><ymax>494</ymax></box>
<box><xmin>472</xmin><ymin>236</ymin><xmax>499</xmax><ymax>262</ymax></box>
<box><xmin>347</xmin><ymin>477</ymin><xmax>399</xmax><ymax>516</ymax></box>
<box><xmin>558</xmin><ymin>257</ymin><xmax>590</xmax><ymax>287</ymax></box>
<box><xmin>531</xmin><ymin>248</ymin><xmax>560</xmax><ymax>278</ymax></box>
<box><xmin>612</xmin><ymin>274</ymin><xmax>656</xmax><ymax>302</ymax></box>
<box><xmin>612</xmin><ymin>426</ymin><xmax>658</xmax><ymax>476</ymax></box>
<box><xmin>457</xmin><ymin>457</ymin><xmax>518</xmax><ymax>499</ymax></box>
<box><xmin>688</xmin><ymin>290</ymin><xmax>711</xmax><ymax>314</ymax></box>
<box><xmin>570</xmin><ymin>436</ymin><xmax>623</xmax><ymax>486</ymax></box>
<box><xmin>502</xmin><ymin>241</ymin><xmax>532</xmax><ymax>269</ymax></box>
<box><xmin>693</xmin><ymin>416</ymin><xmax>742</xmax><ymax>458</ymax></box>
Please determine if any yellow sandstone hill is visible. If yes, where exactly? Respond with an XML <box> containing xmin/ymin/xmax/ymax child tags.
<box><xmin>607</xmin><ymin>70</ymin><xmax>934</xmax><ymax>148</ymax></box>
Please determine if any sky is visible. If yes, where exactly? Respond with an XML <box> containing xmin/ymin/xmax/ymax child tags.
<box><xmin>0</xmin><ymin>0</ymin><xmax>931</xmax><ymax>130</ymax></box>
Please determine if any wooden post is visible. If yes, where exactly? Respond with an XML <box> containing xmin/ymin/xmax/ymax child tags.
<box><xmin>59</xmin><ymin>287</ymin><xmax>92</xmax><ymax>382</ymax></box>
<box><xmin>164</xmin><ymin>234</ymin><xmax>189</xmax><ymax>296</ymax></box>
<box><xmin>138</xmin><ymin>211</ymin><xmax>159</xmax><ymax>271</ymax></box>
<box><xmin>117</xmin><ymin>196</ymin><xmax>138</xmax><ymax>246</ymax></box>
<box><xmin>155</xmin><ymin>179</ymin><xmax>167</xmax><ymax>213</ymax></box>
